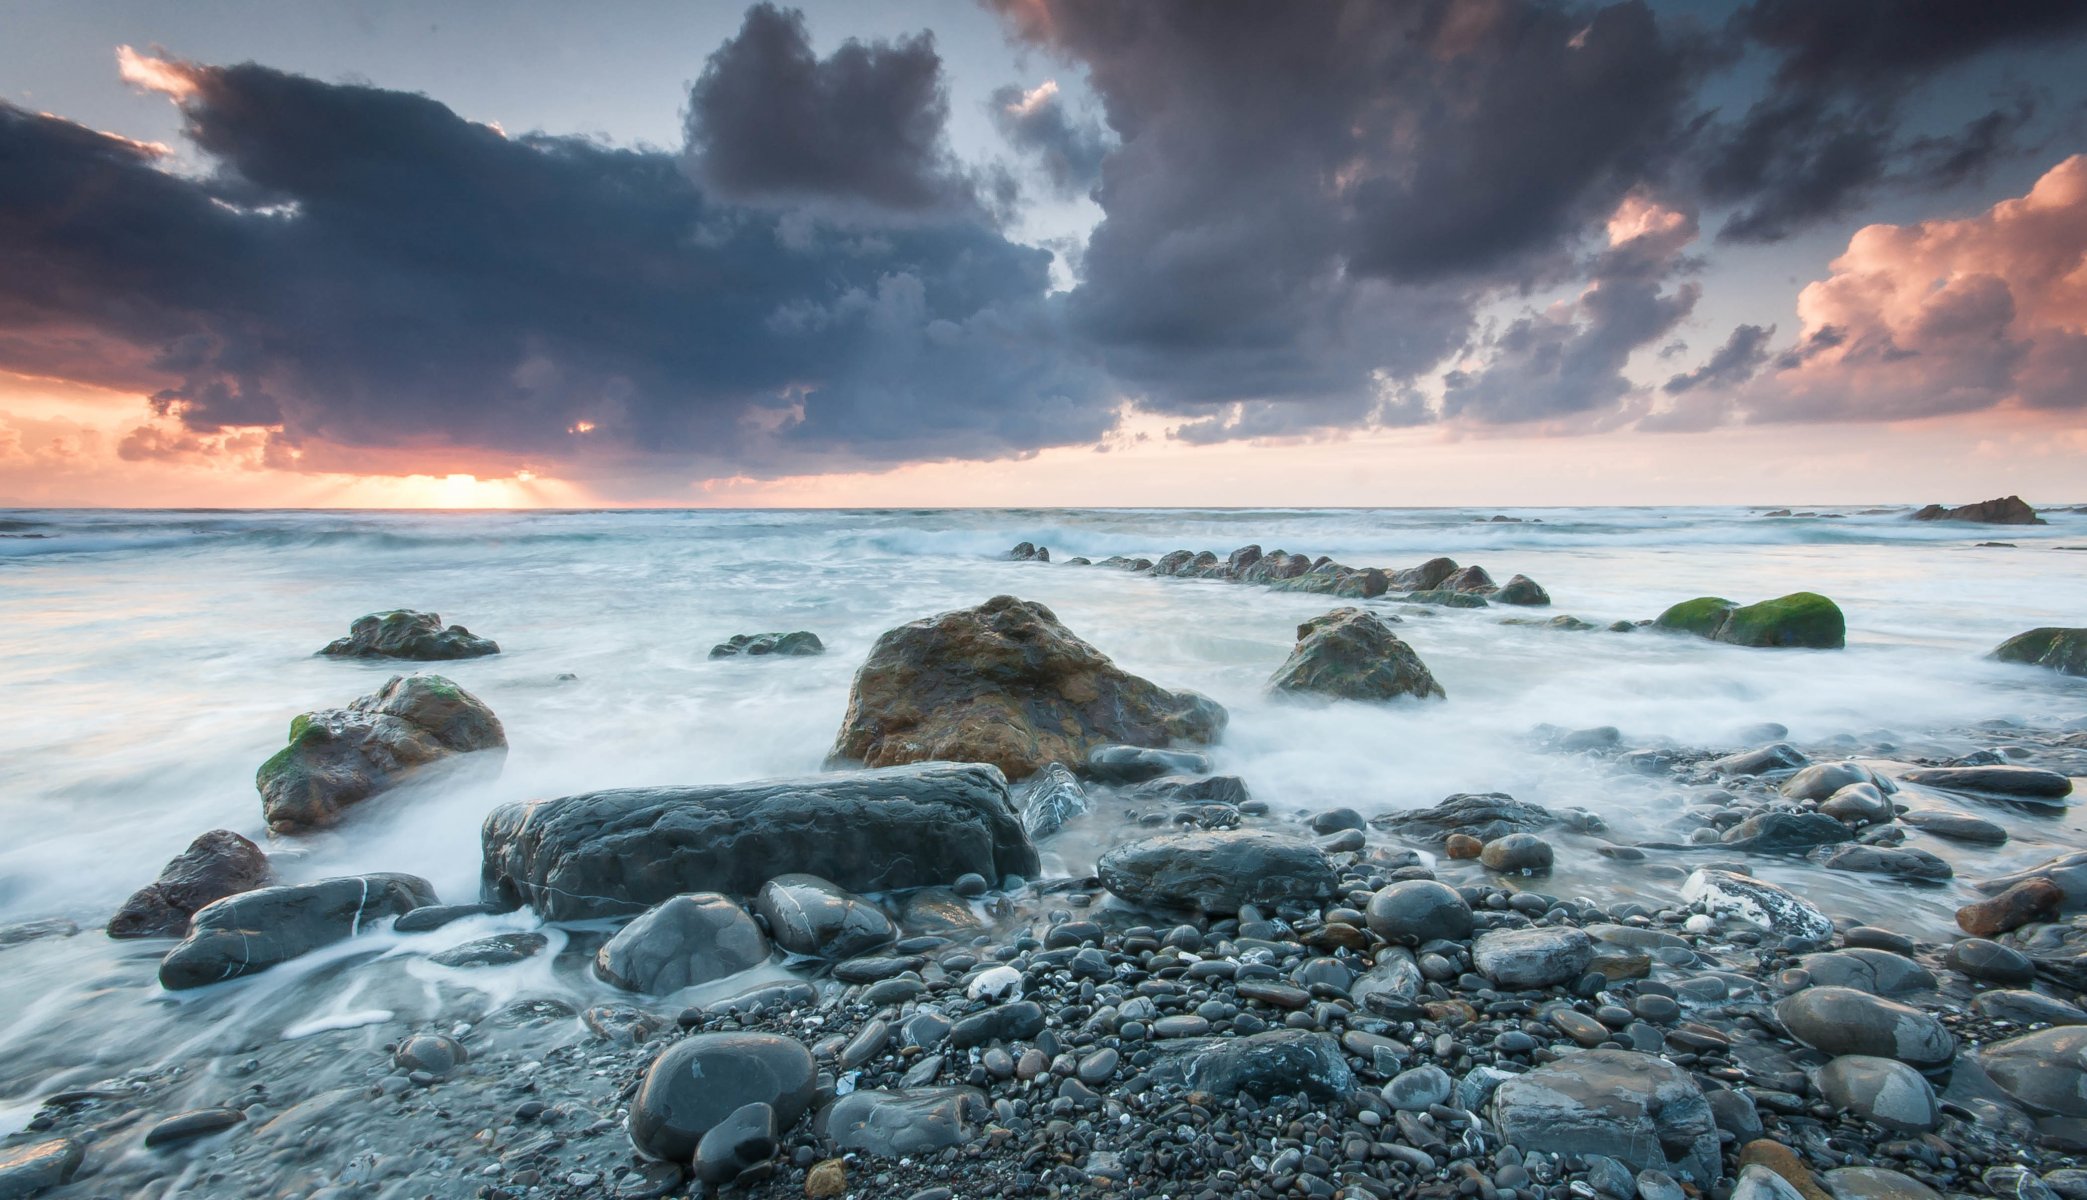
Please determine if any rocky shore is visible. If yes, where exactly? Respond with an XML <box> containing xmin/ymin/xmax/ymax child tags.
<box><xmin>3</xmin><ymin>555</ymin><xmax>2087</xmax><ymax>1200</ymax></box>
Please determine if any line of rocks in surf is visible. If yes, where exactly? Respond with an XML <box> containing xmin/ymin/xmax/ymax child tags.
<box><xmin>7</xmin><ymin>595</ymin><xmax>2087</xmax><ymax>1199</ymax></box>
<box><xmin>1007</xmin><ymin>540</ymin><xmax>1553</xmax><ymax>609</ymax></box>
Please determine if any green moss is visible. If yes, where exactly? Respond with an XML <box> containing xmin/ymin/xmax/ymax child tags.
<box><xmin>1720</xmin><ymin>592</ymin><xmax>1846</xmax><ymax>649</ymax></box>
<box><xmin>287</xmin><ymin>713</ymin><xmax>313</xmax><ymax>743</ymax></box>
<box><xmin>1654</xmin><ymin>597</ymin><xmax>1736</xmax><ymax>638</ymax></box>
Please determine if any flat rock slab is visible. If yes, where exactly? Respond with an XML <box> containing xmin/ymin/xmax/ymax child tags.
<box><xmin>1096</xmin><ymin>830</ymin><xmax>1338</xmax><ymax>914</ymax></box>
<box><xmin>1900</xmin><ymin>766</ymin><xmax>2072</xmax><ymax>803</ymax></box>
<box><xmin>480</xmin><ymin>762</ymin><xmax>1038</xmax><ymax>920</ymax></box>
<box><xmin>159</xmin><ymin>873</ymin><xmax>437</xmax><ymax>990</ymax></box>
<box><xmin>1491</xmin><ymin>1049</ymin><xmax>1719</xmax><ymax>1182</ymax></box>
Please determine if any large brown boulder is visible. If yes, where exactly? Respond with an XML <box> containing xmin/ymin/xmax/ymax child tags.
<box><xmin>1911</xmin><ymin>495</ymin><xmax>2044</xmax><ymax>524</ymax></box>
<box><xmin>109</xmin><ymin>830</ymin><xmax>274</xmax><ymax>938</ymax></box>
<box><xmin>829</xmin><ymin>595</ymin><xmax>1224</xmax><ymax>780</ymax></box>
<box><xmin>257</xmin><ymin>674</ymin><xmax>507</xmax><ymax>834</ymax></box>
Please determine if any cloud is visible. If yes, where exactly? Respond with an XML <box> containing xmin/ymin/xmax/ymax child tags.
<box><xmin>989</xmin><ymin>80</ymin><xmax>1108</xmax><ymax>196</ymax></box>
<box><xmin>1741</xmin><ymin>154</ymin><xmax>2087</xmax><ymax>421</ymax></box>
<box><xmin>1698</xmin><ymin>0</ymin><xmax>2087</xmax><ymax>243</ymax></box>
<box><xmin>1441</xmin><ymin>194</ymin><xmax>1700</xmax><ymax>424</ymax></box>
<box><xmin>1664</xmin><ymin>322</ymin><xmax>1774</xmax><ymax>394</ymax></box>
<box><xmin>0</xmin><ymin>40</ymin><xmax>1114</xmax><ymax>479</ymax></box>
<box><xmin>683</xmin><ymin>3</ymin><xmax>975</xmax><ymax>212</ymax></box>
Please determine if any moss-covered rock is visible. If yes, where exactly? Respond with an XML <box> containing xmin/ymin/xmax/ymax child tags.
<box><xmin>1656</xmin><ymin>593</ymin><xmax>1845</xmax><ymax>649</ymax></box>
<box><xmin>320</xmin><ymin>610</ymin><xmax>498</xmax><ymax>660</ymax></box>
<box><xmin>1990</xmin><ymin>628</ymin><xmax>2087</xmax><ymax>677</ymax></box>
<box><xmin>258</xmin><ymin>674</ymin><xmax>507</xmax><ymax>833</ymax></box>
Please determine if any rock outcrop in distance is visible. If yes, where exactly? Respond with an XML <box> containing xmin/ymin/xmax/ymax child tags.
<box><xmin>1018</xmin><ymin>541</ymin><xmax>1550</xmax><ymax>608</ymax></box>
<box><xmin>320</xmin><ymin>610</ymin><xmax>499</xmax><ymax>659</ymax></box>
<box><xmin>1654</xmin><ymin>592</ymin><xmax>1846</xmax><ymax>649</ymax></box>
<box><xmin>480</xmin><ymin>761</ymin><xmax>1039</xmax><ymax>920</ymax></box>
<box><xmin>1989</xmin><ymin>628</ymin><xmax>2087</xmax><ymax>677</ymax></box>
<box><xmin>1911</xmin><ymin>495</ymin><xmax>2045</xmax><ymax>524</ymax></box>
<box><xmin>709</xmin><ymin>631</ymin><xmax>824</xmax><ymax>658</ymax></box>
<box><xmin>257</xmin><ymin>674</ymin><xmax>507</xmax><ymax>833</ymax></box>
<box><xmin>828</xmin><ymin>595</ymin><xmax>1224</xmax><ymax>780</ymax></box>
<box><xmin>1267</xmin><ymin>607</ymin><xmax>1446</xmax><ymax>701</ymax></box>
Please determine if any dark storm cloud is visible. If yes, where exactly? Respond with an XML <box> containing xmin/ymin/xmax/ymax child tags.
<box><xmin>988</xmin><ymin>81</ymin><xmax>1108</xmax><ymax>197</ymax></box>
<box><xmin>1664</xmin><ymin>322</ymin><xmax>1774</xmax><ymax>394</ymax></box>
<box><xmin>684</xmin><ymin>3</ymin><xmax>975</xmax><ymax>212</ymax></box>
<box><xmin>1699</xmin><ymin>0</ymin><xmax>2087</xmax><ymax>243</ymax></box>
<box><xmin>0</xmin><ymin>50</ymin><xmax>1111</xmax><ymax>473</ymax></box>
<box><xmin>984</xmin><ymin>0</ymin><xmax>1712</xmax><ymax>431</ymax></box>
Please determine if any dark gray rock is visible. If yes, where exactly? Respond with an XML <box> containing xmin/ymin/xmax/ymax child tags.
<box><xmin>1819</xmin><ymin>844</ymin><xmax>1952</xmax><ymax>883</ymax></box>
<box><xmin>1721</xmin><ymin>810</ymin><xmax>1853</xmax><ymax>852</ymax></box>
<box><xmin>1378</xmin><ymin>792</ymin><xmax>1559</xmax><ymax>846</ymax></box>
<box><xmin>1473</xmin><ymin>927</ymin><xmax>1593</xmax><ymax>989</ymax></box>
<box><xmin>1131</xmin><ymin>774</ymin><xmax>1251</xmax><ymax>806</ymax></box>
<box><xmin>1972</xmin><ymin>990</ymin><xmax>2087</xmax><ymax>1027</ymax></box>
<box><xmin>1708</xmin><ymin>743</ymin><xmax>1808</xmax><ymax>776</ymax></box>
<box><xmin>0</xmin><ymin>1138</ymin><xmax>83</xmax><ymax>1198</ymax></box>
<box><xmin>428</xmin><ymin>932</ymin><xmax>546</xmax><ymax>966</ymax></box>
<box><xmin>596</xmin><ymin>894</ymin><xmax>770</xmax><ymax>993</ymax></box>
<box><xmin>394</xmin><ymin>1033</ymin><xmax>467</xmax><ymax>1076</ymax></box>
<box><xmin>949</xmin><ymin>1001</ymin><xmax>1045</xmax><ymax>1048</ymax></box>
<box><xmin>258</xmin><ymin>674</ymin><xmax>507</xmax><ymax>833</ymax></box>
<box><xmin>1795</xmin><ymin>949</ymin><xmax>1936</xmax><ymax>997</ymax></box>
<box><xmin>1366</xmin><ymin>881</ymin><xmax>1474</xmax><ymax>945</ymax></box>
<box><xmin>1084</xmin><ymin>744</ymin><xmax>1212</xmax><ymax>784</ymax></box>
<box><xmin>1096</xmin><ymin>830</ymin><xmax>1338</xmax><ymax>914</ymax></box>
<box><xmin>628</xmin><ymin>1033</ymin><xmax>817</xmax><ymax>1162</ymax></box>
<box><xmin>817</xmin><ymin>1087</ymin><xmax>990</xmax><ymax>1156</ymax></box>
<box><xmin>109</xmin><ymin>829</ymin><xmax>273</xmax><ymax>938</ymax></box>
<box><xmin>1775</xmin><ymin>987</ymin><xmax>1955</xmax><ymax>1069</ymax></box>
<box><xmin>159</xmin><ymin>873</ymin><xmax>438</xmax><ymax>990</ymax></box>
<box><xmin>1981</xmin><ymin>1026</ymin><xmax>2087</xmax><ymax>1116</ymax></box>
<box><xmin>394</xmin><ymin>902</ymin><xmax>496</xmax><ymax>932</ymax></box>
<box><xmin>693</xmin><ymin>1102</ymin><xmax>777</xmax><ymax>1185</ymax></box>
<box><xmin>1492</xmin><ymin>1050</ymin><xmax>1719</xmax><ymax>1182</ymax></box>
<box><xmin>1480</xmin><ymin>833</ymin><xmax>1554</xmax><ymax>875</ymax></box>
<box><xmin>1815</xmin><ymin>1056</ymin><xmax>1939</xmax><ymax>1131</ymax></box>
<box><xmin>1901</xmin><ymin>766</ymin><xmax>2072</xmax><ymax>803</ymax></box>
<box><xmin>1495</xmin><ymin>575</ymin><xmax>1550</xmax><ymax>606</ymax></box>
<box><xmin>752</xmin><ymin>874</ymin><xmax>895</xmax><ymax>960</ymax></box>
<box><xmin>1267</xmin><ymin>608</ymin><xmax>1445</xmax><ymax>702</ymax></box>
<box><xmin>1899</xmin><ymin>810</ymin><xmax>2007</xmax><ymax>844</ymax></box>
<box><xmin>143</xmin><ymin>1108</ymin><xmax>246</xmax><ymax>1148</ymax></box>
<box><xmin>709</xmin><ymin>632</ymin><xmax>823</xmax><ymax>659</ymax></box>
<box><xmin>1146</xmin><ymin>1030</ymin><xmax>1354</xmax><ymax>1099</ymax></box>
<box><xmin>1945</xmin><ymin>937</ymin><xmax>2035</xmax><ymax>985</ymax></box>
<box><xmin>320</xmin><ymin>610</ymin><xmax>498</xmax><ymax>660</ymax></box>
<box><xmin>481</xmin><ymin>762</ymin><xmax>1038</xmax><ymax>920</ymax></box>
<box><xmin>1018</xmin><ymin>763</ymin><xmax>1089</xmax><ymax>840</ymax></box>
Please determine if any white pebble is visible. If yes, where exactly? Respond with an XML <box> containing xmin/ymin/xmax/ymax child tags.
<box><xmin>967</xmin><ymin>964</ymin><xmax>1024</xmax><ymax>1001</ymax></box>
<box><xmin>1684</xmin><ymin>913</ymin><xmax>1715</xmax><ymax>934</ymax></box>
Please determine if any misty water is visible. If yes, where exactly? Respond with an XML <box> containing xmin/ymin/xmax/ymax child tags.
<box><xmin>2</xmin><ymin>505</ymin><xmax>2085</xmax><ymax>1157</ymax></box>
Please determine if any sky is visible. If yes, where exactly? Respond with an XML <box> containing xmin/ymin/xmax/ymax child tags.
<box><xmin>2</xmin><ymin>0</ymin><xmax>2085</xmax><ymax>508</ymax></box>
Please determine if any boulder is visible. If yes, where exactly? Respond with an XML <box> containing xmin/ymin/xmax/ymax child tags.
<box><xmin>1900</xmin><ymin>765</ymin><xmax>2072</xmax><ymax>803</ymax></box>
<box><xmin>1378</xmin><ymin>793</ymin><xmax>1561</xmax><ymax>846</ymax></box>
<box><xmin>108</xmin><ymin>829</ymin><xmax>273</xmax><ymax>938</ymax></box>
<box><xmin>1721</xmin><ymin>811</ymin><xmax>1853</xmax><ymax>852</ymax></box>
<box><xmin>1004</xmin><ymin>541</ymin><xmax>1050</xmax><ymax>561</ymax></box>
<box><xmin>257</xmin><ymin>674</ymin><xmax>506</xmax><ymax>834</ymax></box>
<box><xmin>829</xmin><ymin>596</ymin><xmax>1224</xmax><ymax>780</ymax></box>
<box><xmin>1491</xmin><ymin>1050</ymin><xmax>1719</xmax><ymax>1182</ymax></box>
<box><xmin>753</xmin><ymin>875</ymin><xmax>895</xmax><ymax>960</ymax></box>
<box><xmin>1682</xmin><ymin>869</ymin><xmax>1832</xmax><ymax>943</ymax></box>
<box><xmin>1391</xmin><ymin>557</ymin><xmax>1460</xmax><ymax>592</ymax></box>
<box><xmin>1774</xmin><ymin>987</ymin><xmax>1954</xmax><ymax>1069</ymax></box>
<box><xmin>628</xmin><ymin>1033</ymin><xmax>817</xmax><ymax>1162</ymax></box>
<box><xmin>1655</xmin><ymin>593</ymin><xmax>1846</xmax><ymax>649</ymax></box>
<box><xmin>1494</xmin><ymin>575</ymin><xmax>1551</xmax><ymax>606</ymax></box>
<box><xmin>595</xmin><ymin>894</ymin><xmax>770</xmax><ymax>994</ymax></box>
<box><xmin>709</xmin><ymin>632</ymin><xmax>824</xmax><ymax>659</ymax></box>
<box><xmin>1990</xmin><ymin>628</ymin><xmax>2087</xmax><ymax>677</ymax></box>
<box><xmin>1130</xmin><ymin>774</ymin><xmax>1250</xmax><ymax>806</ymax></box>
<box><xmin>481</xmin><ymin>762</ymin><xmax>1038</xmax><ymax>920</ymax></box>
<box><xmin>1018</xmin><ymin>763</ymin><xmax>1090</xmax><ymax>840</ymax></box>
<box><xmin>158</xmin><ymin>873</ymin><xmax>438</xmax><ymax>990</ymax></box>
<box><xmin>817</xmin><ymin>1087</ymin><xmax>991</xmax><ymax>1156</ymax></box>
<box><xmin>1911</xmin><ymin>495</ymin><xmax>2043</xmax><ymax>524</ymax></box>
<box><xmin>1472</xmin><ymin>927</ymin><xmax>1594</xmax><ymax>989</ymax></box>
<box><xmin>1085</xmin><ymin>744</ymin><xmax>1211</xmax><ymax>783</ymax></box>
<box><xmin>1815</xmin><ymin>1056</ymin><xmax>1940</xmax><ymax>1132</ymax></box>
<box><xmin>319</xmin><ymin>610</ymin><xmax>498</xmax><ymax>660</ymax></box>
<box><xmin>1267</xmin><ymin>608</ymin><xmax>1445</xmax><ymax>702</ymax></box>
<box><xmin>1145</xmin><ymin>1029</ymin><xmax>1353</xmax><ymax>1099</ymax></box>
<box><xmin>1980</xmin><ymin>1026</ymin><xmax>2087</xmax><ymax>1116</ymax></box>
<box><xmin>1096</xmin><ymin>831</ymin><xmax>1338</xmax><ymax>914</ymax></box>
<box><xmin>1365</xmin><ymin>881</ymin><xmax>1474</xmax><ymax>945</ymax></box>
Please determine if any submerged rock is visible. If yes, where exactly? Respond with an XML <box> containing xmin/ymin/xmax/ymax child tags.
<box><xmin>1655</xmin><ymin>593</ymin><xmax>1846</xmax><ymax>649</ymax></box>
<box><xmin>708</xmin><ymin>631</ymin><xmax>824</xmax><ymax>659</ymax></box>
<box><xmin>817</xmin><ymin>1087</ymin><xmax>990</xmax><ymax>1156</ymax></box>
<box><xmin>1018</xmin><ymin>762</ymin><xmax>1090</xmax><ymax>840</ymax></box>
<box><xmin>319</xmin><ymin>609</ymin><xmax>499</xmax><ymax>660</ymax></box>
<box><xmin>1267</xmin><ymin>607</ymin><xmax>1445</xmax><ymax>702</ymax></box>
<box><xmin>628</xmin><ymin>1032</ymin><xmax>817</xmax><ymax>1162</ymax></box>
<box><xmin>109</xmin><ymin>829</ymin><xmax>273</xmax><ymax>938</ymax></box>
<box><xmin>1900</xmin><ymin>765</ymin><xmax>2072</xmax><ymax>803</ymax></box>
<box><xmin>1491</xmin><ymin>1050</ymin><xmax>1719</xmax><ymax>1182</ymax></box>
<box><xmin>1911</xmin><ymin>495</ymin><xmax>2043</xmax><ymax>524</ymax></box>
<box><xmin>1096</xmin><ymin>830</ymin><xmax>1338</xmax><ymax>914</ymax></box>
<box><xmin>257</xmin><ymin>674</ymin><xmax>507</xmax><ymax>834</ymax></box>
<box><xmin>1899</xmin><ymin>809</ymin><xmax>2008</xmax><ymax>844</ymax></box>
<box><xmin>1085</xmin><ymin>744</ymin><xmax>1211</xmax><ymax>783</ymax></box>
<box><xmin>829</xmin><ymin>595</ymin><xmax>1224</xmax><ymax>780</ymax></box>
<box><xmin>1708</xmin><ymin>743</ymin><xmax>1809</xmax><ymax>776</ymax></box>
<box><xmin>1990</xmin><ymin>628</ymin><xmax>2087</xmax><ymax>677</ymax></box>
<box><xmin>1378</xmin><ymin>792</ymin><xmax>1561</xmax><ymax>846</ymax></box>
<box><xmin>1819</xmin><ymin>844</ymin><xmax>1952</xmax><ymax>883</ymax></box>
<box><xmin>158</xmin><ymin>873</ymin><xmax>438</xmax><ymax>990</ymax></box>
<box><xmin>1720</xmin><ymin>811</ymin><xmax>1852</xmax><ymax>852</ymax></box>
<box><xmin>1145</xmin><ymin>1030</ymin><xmax>1353</xmax><ymax>1099</ymax></box>
<box><xmin>753</xmin><ymin>874</ymin><xmax>895</xmax><ymax>960</ymax></box>
<box><xmin>481</xmin><ymin>762</ymin><xmax>1038</xmax><ymax>920</ymax></box>
<box><xmin>596</xmin><ymin>893</ymin><xmax>770</xmax><ymax>993</ymax></box>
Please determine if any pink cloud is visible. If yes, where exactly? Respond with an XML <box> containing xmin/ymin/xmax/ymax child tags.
<box><xmin>1745</xmin><ymin>154</ymin><xmax>2087</xmax><ymax>421</ymax></box>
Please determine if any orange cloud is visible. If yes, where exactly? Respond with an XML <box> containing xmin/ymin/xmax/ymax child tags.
<box><xmin>115</xmin><ymin>46</ymin><xmax>200</xmax><ymax>101</ymax></box>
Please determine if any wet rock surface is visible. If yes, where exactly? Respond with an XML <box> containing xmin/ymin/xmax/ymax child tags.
<box><xmin>157</xmin><ymin>872</ymin><xmax>438</xmax><ymax>990</ymax></box>
<box><xmin>108</xmin><ymin>829</ymin><xmax>273</xmax><ymax>939</ymax></box>
<box><xmin>257</xmin><ymin>673</ymin><xmax>507</xmax><ymax>833</ymax></box>
<box><xmin>1095</xmin><ymin>830</ymin><xmax>1339</xmax><ymax>913</ymax></box>
<box><xmin>1267</xmin><ymin>607</ymin><xmax>1445</xmax><ymax>702</ymax></box>
<box><xmin>708</xmin><ymin>631</ymin><xmax>824</xmax><ymax>659</ymax></box>
<box><xmin>319</xmin><ymin>609</ymin><xmax>499</xmax><ymax>660</ymax></box>
<box><xmin>594</xmin><ymin>893</ymin><xmax>771</xmax><ymax>994</ymax></box>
